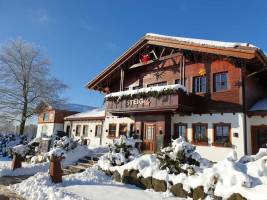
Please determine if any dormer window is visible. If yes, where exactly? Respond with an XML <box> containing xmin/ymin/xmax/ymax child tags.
<box><xmin>43</xmin><ymin>113</ymin><xmax>49</xmax><ymax>121</ymax></box>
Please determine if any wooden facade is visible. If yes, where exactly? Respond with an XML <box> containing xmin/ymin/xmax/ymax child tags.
<box><xmin>87</xmin><ymin>34</ymin><xmax>267</xmax><ymax>153</ymax></box>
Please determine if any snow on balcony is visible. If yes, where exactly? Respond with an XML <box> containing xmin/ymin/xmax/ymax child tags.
<box><xmin>105</xmin><ymin>84</ymin><xmax>187</xmax><ymax>100</ymax></box>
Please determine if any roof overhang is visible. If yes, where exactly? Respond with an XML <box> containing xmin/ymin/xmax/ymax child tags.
<box><xmin>86</xmin><ymin>34</ymin><xmax>267</xmax><ymax>91</ymax></box>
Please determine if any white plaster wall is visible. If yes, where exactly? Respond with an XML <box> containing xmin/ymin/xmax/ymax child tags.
<box><xmin>53</xmin><ymin>123</ymin><xmax>64</xmax><ymax>135</ymax></box>
<box><xmin>246</xmin><ymin>115</ymin><xmax>267</xmax><ymax>155</ymax></box>
<box><xmin>66</xmin><ymin>120</ymin><xmax>104</xmax><ymax>147</ymax></box>
<box><xmin>101</xmin><ymin>114</ymin><xmax>134</xmax><ymax>145</ymax></box>
<box><xmin>171</xmin><ymin>113</ymin><xmax>245</xmax><ymax>161</ymax></box>
<box><xmin>36</xmin><ymin>123</ymin><xmax>56</xmax><ymax>137</ymax></box>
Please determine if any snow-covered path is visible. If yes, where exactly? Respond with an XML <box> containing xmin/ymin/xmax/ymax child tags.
<box><xmin>65</xmin><ymin>184</ymin><xmax>180</xmax><ymax>200</ymax></box>
<box><xmin>11</xmin><ymin>167</ymin><xmax>185</xmax><ymax>200</ymax></box>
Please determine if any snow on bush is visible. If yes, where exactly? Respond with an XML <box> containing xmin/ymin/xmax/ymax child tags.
<box><xmin>53</xmin><ymin>136</ymin><xmax>78</xmax><ymax>151</ymax></box>
<box><xmin>99</xmin><ymin>136</ymin><xmax>141</xmax><ymax>167</ymax></box>
<box><xmin>46</xmin><ymin>137</ymin><xmax>91</xmax><ymax>167</ymax></box>
<box><xmin>0</xmin><ymin>134</ymin><xmax>28</xmax><ymax>157</ymax></box>
<box><xmin>157</xmin><ymin>137</ymin><xmax>211</xmax><ymax>175</ymax></box>
<box><xmin>98</xmin><ymin>137</ymin><xmax>210</xmax><ymax>181</ymax></box>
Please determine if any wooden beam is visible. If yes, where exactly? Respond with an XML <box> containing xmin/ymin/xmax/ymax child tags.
<box><xmin>160</xmin><ymin>47</ymin><xmax>165</xmax><ymax>58</ymax></box>
<box><xmin>247</xmin><ymin>67</ymin><xmax>267</xmax><ymax>78</ymax></box>
<box><xmin>129</xmin><ymin>52</ymin><xmax>182</xmax><ymax>69</ymax></box>
<box><xmin>147</xmin><ymin>40</ymin><xmax>256</xmax><ymax>59</ymax></box>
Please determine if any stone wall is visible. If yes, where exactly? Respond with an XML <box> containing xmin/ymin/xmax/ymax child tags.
<box><xmin>103</xmin><ymin>169</ymin><xmax>247</xmax><ymax>200</ymax></box>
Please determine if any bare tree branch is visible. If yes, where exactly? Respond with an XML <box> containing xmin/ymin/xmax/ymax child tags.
<box><xmin>0</xmin><ymin>39</ymin><xmax>67</xmax><ymax>134</ymax></box>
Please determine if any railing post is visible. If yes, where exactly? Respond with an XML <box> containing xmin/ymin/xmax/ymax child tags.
<box><xmin>11</xmin><ymin>153</ymin><xmax>23</xmax><ymax>170</ymax></box>
<box><xmin>49</xmin><ymin>155</ymin><xmax>64</xmax><ymax>183</ymax></box>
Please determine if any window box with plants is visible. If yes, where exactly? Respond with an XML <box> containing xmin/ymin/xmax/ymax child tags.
<box><xmin>212</xmin><ymin>140</ymin><xmax>232</xmax><ymax>148</ymax></box>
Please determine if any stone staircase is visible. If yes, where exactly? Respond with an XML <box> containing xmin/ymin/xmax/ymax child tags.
<box><xmin>62</xmin><ymin>154</ymin><xmax>103</xmax><ymax>176</ymax></box>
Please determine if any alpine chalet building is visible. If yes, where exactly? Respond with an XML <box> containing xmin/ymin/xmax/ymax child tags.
<box><xmin>86</xmin><ymin>33</ymin><xmax>267</xmax><ymax>161</ymax></box>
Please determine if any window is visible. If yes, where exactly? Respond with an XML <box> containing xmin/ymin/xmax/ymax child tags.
<box><xmin>214</xmin><ymin>72</ymin><xmax>228</xmax><ymax>92</ymax></box>
<box><xmin>147</xmin><ymin>81</ymin><xmax>167</xmax><ymax>87</ymax></box>
<box><xmin>213</xmin><ymin>124</ymin><xmax>231</xmax><ymax>145</ymax></box>
<box><xmin>83</xmin><ymin>125</ymin><xmax>88</xmax><ymax>137</ymax></box>
<box><xmin>119</xmin><ymin>124</ymin><xmax>128</xmax><ymax>136</ymax></box>
<box><xmin>173</xmin><ymin>123</ymin><xmax>187</xmax><ymax>140</ymax></box>
<box><xmin>95</xmin><ymin>125</ymin><xmax>102</xmax><ymax>137</ymax></box>
<box><xmin>43</xmin><ymin>113</ymin><xmax>49</xmax><ymax>121</ymax></box>
<box><xmin>108</xmin><ymin>124</ymin><xmax>116</xmax><ymax>138</ymax></box>
<box><xmin>193</xmin><ymin>76</ymin><xmax>206</xmax><ymax>93</ymax></box>
<box><xmin>75</xmin><ymin>125</ymin><xmax>81</xmax><ymax>137</ymax></box>
<box><xmin>192</xmin><ymin>124</ymin><xmax>208</xmax><ymax>144</ymax></box>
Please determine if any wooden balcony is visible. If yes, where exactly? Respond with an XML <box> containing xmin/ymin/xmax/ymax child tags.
<box><xmin>105</xmin><ymin>91</ymin><xmax>196</xmax><ymax>115</ymax></box>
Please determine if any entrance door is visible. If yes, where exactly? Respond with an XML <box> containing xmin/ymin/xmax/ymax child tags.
<box><xmin>143</xmin><ymin>123</ymin><xmax>156</xmax><ymax>152</ymax></box>
<box><xmin>66</xmin><ymin>125</ymin><xmax>71</xmax><ymax>137</ymax></box>
<box><xmin>251</xmin><ymin>126</ymin><xmax>267</xmax><ymax>154</ymax></box>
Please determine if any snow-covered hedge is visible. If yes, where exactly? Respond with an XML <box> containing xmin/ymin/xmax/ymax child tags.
<box><xmin>99</xmin><ymin>136</ymin><xmax>141</xmax><ymax>167</ymax></box>
<box><xmin>0</xmin><ymin>134</ymin><xmax>28</xmax><ymax>157</ymax></box>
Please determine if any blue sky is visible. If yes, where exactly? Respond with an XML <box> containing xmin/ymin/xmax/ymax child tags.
<box><xmin>0</xmin><ymin>0</ymin><xmax>266</xmax><ymax>107</ymax></box>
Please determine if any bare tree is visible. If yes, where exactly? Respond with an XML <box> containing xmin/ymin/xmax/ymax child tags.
<box><xmin>0</xmin><ymin>39</ymin><xmax>67</xmax><ymax>135</ymax></box>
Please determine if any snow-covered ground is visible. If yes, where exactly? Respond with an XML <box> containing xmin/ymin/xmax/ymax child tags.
<box><xmin>4</xmin><ymin>138</ymin><xmax>267</xmax><ymax>200</ymax></box>
<box><xmin>11</xmin><ymin>167</ymin><xmax>183</xmax><ymax>200</ymax></box>
<box><xmin>0</xmin><ymin>144</ymin><xmax>107</xmax><ymax>177</ymax></box>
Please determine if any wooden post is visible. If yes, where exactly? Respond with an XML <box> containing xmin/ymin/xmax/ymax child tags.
<box><xmin>49</xmin><ymin>155</ymin><xmax>64</xmax><ymax>183</ymax></box>
<box><xmin>120</xmin><ymin>68</ymin><xmax>124</xmax><ymax>91</ymax></box>
<box><xmin>11</xmin><ymin>154</ymin><xmax>23</xmax><ymax>170</ymax></box>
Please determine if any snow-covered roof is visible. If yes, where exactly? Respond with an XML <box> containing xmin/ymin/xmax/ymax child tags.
<box><xmin>105</xmin><ymin>84</ymin><xmax>187</xmax><ymax>99</ymax></box>
<box><xmin>49</xmin><ymin>102</ymin><xmax>95</xmax><ymax>113</ymax></box>
<box><xmin>249</xmin><ymin>97</ymin><xmax>267</xmax><ymax>111</ymax></box>
<box><xmin>64</xmin><ymin>108</ymin><xmax>105</xmax><ymax>120</ymax></box>
<box><xmin>146</xmin><ymin>33</ymin><xmax>257</xmax><ymax>49</ymax></box>
<box><xmin>87</xmin><ymin>33</ymin><xmax>266</xmax><ymax>91</ymax></box>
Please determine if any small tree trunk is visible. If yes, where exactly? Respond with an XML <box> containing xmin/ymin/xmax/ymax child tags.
<box><xmin>19</xmin><ymin>119</ymin><xmax>26</xmax><ymax>135</ymax></box>
<box><xmin>19</xmin><ymin>94</ymin><xmax>28</xmax><ymax>135</ymax></box>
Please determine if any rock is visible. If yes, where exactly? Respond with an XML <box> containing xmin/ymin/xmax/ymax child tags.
<box><xmin>227</xmin><ymin>193</ymin><xmax>247</xmax><ymax>200</ymax></box>
<box><xmin>139</xmin><ymin>177</ymin><xmax>153</xmax><ymax>189</ymax></box>
<box><xmin>170</xmin><ymin>183</ymin><xmax>188</xmax><ymax>198</ymax></box>
<box><xmin>122</xmin><ymin>169</ymin><xmax>142</xmax><ymax>187</ymax></box>
<box><xmin>103</xmin><ymin>170</ymin><xmax>113</xmax><ymax>177</ymax></box>
<box><xmin>112</xmin><ymin>170</ymin><xmax>121</xmax><ymax>182</ymax></box>
<box><xmin>192</xmin><ymin>186</ymin><xmax>205</xmax><ymax>200</ymax></box>
<box><xmin>213</xmin><ymin>196</ymin><xmax>223</xmax><ymax>200</ymax></box>
<box><xmin>122</xmin><ymin>170</ymin><xmax>130</xmax><ymax>184</ymax></box>
<box><xmin>152</xmin><ymin>178</ymin><xmax>167</xmax><ymax>192</ymax></box>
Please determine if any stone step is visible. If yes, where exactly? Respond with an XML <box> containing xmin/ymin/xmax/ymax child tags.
<box><xmin>77</xmin><ymin>162</ymin><xmax>94</xmax><ymax>168</ymax></box>
<box><xmin>67</xmin><ymin>165</ymin><xmax>86</xmax><ymax>173</ymax></box>
<box><xmin>78</xmin><ymin>158</ymin><xmax>91</xmax><ymax>163</ymax></box>
<box><xmin>62</xmin><ymin>169</ymin><xmax>72</xmax><ymax>175</ymax></box>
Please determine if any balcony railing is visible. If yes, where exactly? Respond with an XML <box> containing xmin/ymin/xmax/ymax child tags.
<box><xmin>106</xmin><ymin>91</ymin><xmax>195</xmax><ymax>114</ymax></box>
